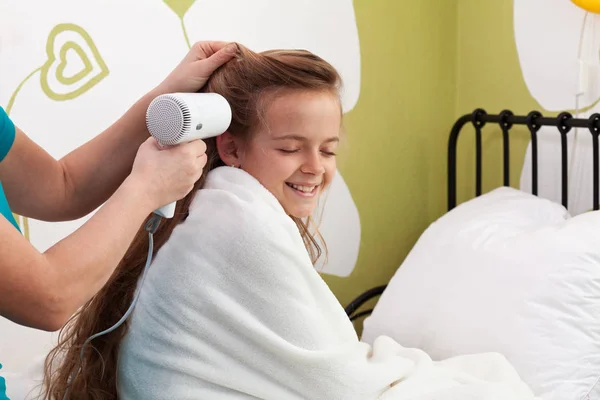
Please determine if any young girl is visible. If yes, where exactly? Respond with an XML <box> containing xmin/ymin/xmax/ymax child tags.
<box><xmin>42</xmin><ymin>44</ymin><xmax>537</xmax><ymax>400</ymax></box>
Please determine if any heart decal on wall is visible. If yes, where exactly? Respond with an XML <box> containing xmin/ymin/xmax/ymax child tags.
<box><xmin>40</xmin><ymin>23</ymin><xmax>109</xmax><ymax>101</ymax></box>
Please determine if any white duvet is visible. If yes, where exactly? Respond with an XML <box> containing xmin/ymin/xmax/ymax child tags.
<box><xmin>116</xmin><ymin>166</ymin><xmax>538</xmax><ymax>400</ymax></box>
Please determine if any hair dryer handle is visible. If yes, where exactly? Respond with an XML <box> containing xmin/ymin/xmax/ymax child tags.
<box><xmin>154</xmin><ymin>202</ymin><xmax>176</xmax><ymax>219</ymax></box>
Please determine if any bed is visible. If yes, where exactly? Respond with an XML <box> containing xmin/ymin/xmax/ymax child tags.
<box><xmin>347</xmin><ymin>109</ymin><xmax>600</xmax><ymax>400</ymax></box>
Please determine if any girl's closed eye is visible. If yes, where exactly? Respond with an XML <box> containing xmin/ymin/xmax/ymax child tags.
<box><xmin>279</xmin><ymin>148</ymin><xmax>300</xmax><ymax>154</ymax></box>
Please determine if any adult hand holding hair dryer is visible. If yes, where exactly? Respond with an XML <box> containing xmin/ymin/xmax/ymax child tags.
<box><xmin>146</xmin><ymin>93</ymin><xmax>232</xmax><ymax>218</ymax></box>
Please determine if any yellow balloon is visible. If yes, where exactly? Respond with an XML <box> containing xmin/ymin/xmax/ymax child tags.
<box><xmin>572</xmin><ymin>0</ymin><xmax>600</xmax><ymax>13</ymax></box>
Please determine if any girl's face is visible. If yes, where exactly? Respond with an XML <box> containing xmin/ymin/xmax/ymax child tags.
<box><xmin>220</xmin><ymin>90</ymin><xmax>341</xmax><ymax>218</ymax></box>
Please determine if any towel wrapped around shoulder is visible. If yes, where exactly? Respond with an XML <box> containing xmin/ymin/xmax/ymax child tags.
<box><xmin>117</xmin><ymin>166</ymin><xmax>539</xmax><ymax>400</ymax></box>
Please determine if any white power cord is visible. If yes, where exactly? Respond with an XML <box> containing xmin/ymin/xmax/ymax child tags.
<box><xmin>62</xmin><ymin>214</ymin><xmax>162</xmax><ymax>400</ymax></box>
<box><xmin>572</xmin><ymin>11</ymin><xmax>590</xmax><ymax>183</ymax></box>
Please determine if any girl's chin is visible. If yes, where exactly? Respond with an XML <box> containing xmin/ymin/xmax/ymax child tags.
<box><xmin>284</xmin><ymin>205</ymin><xmax>317</xmax><ymax>219</ymax></box>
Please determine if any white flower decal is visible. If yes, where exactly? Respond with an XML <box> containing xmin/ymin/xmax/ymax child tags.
<box><xmin>515</xmin><ymin>0</ymin><xmax>600</xmax><ymax>214</ymax></box>
<box><xmin>183</xmin><ymin>0</ymin><xmax>362</xmax><ymax>277</ymax></box>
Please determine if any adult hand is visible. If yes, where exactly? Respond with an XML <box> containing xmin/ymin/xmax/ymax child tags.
<box><xmin>155</xmin><ymin>41</ymin><xmax>238</xmax><ymax>95</ymax></box>
<box><xmin>129</xmin><ymin>137</ymin><xmax>208</xmax><ymax>211</ymax></box>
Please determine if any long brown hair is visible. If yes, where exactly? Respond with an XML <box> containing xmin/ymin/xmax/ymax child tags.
<box><xmin>41</xmin><ymin>43</ymin><xmax>342</xmax><ymax>399</ymax></box>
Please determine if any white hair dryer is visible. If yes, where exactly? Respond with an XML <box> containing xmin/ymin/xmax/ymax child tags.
<box><xmin>146</xmin><ymin>92</ymin><xmax>232</xmax><ymax>218</ymax></box>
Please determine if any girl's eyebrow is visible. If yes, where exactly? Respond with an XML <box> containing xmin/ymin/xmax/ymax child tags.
<box><xmin>273</xmin><ymin>134</ymin><xmax>339</xmax><ymax>143</ymax></box>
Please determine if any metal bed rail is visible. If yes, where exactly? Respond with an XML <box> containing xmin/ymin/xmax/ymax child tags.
<box><xmin>346</xmin><ymin>109</ymin><xmax>600</xmax><ymax>320</ymax></box>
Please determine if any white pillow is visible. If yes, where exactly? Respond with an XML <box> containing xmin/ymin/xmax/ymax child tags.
<box><xmin>361</xmin><ymin>187</ymin><xmax>600</xmax><ymax>400</ymax></box>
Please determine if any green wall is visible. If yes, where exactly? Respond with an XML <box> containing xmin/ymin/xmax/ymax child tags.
<box><xmin>324</xmin><ymin>0</ymin><xmax>460</xmax><ymax>310</ymax></box>
<box><xmin>455</xmin><ymin>0</ymin><xmax>541</xmax><ymax>205</ymax></box>
<box><xmin>326</xmin><ymin>0</ymin><xmax>542</xmax><ymax>323</ymax></box>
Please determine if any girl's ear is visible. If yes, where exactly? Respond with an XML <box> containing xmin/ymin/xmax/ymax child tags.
<box><xmin>216</xmin><ymin>131</ymin><xmax>243</xmax><ymax>167</ymax></box>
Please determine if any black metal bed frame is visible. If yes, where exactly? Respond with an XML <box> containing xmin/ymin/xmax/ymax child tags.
<box><xmin>345</xmin><ymin>109</ymin><xmax>600</xmax><ymax>321</ymax></box>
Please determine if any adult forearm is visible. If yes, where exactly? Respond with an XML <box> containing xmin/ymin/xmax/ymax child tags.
<box><xmin>0</xmin><ymin>90</ymin><xmax>159</xmax><ymax>221</ymax></box>
<box><xmin>57</xmin><ymin>90</ymin><xmax>160</xmax><ymax>219</ymax></box>
<box><xmin>42</xmin><ymin>177</ymin><xmax>153</xmax><ymax>329</ymax></box>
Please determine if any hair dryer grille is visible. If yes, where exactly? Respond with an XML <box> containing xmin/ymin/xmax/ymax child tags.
<box><xmin>146</xmin><ymin>95</ymin><xmax>191</xmax><ymax>145</ymax></box>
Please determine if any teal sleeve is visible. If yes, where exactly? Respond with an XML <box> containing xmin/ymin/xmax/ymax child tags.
<box><xmin>0</xmin><ymin>106</ymin><xmax>15</xmax><ymax>163</ymax></box>
<box><xmin>0</xmin><ymin>364</ymin><xmax>11</xmax><ymax>400</ymax></box>
<box><xmin>0</xmin><ymin>182</ymin><xmax>20</xmax><ymax>232</ymax></box>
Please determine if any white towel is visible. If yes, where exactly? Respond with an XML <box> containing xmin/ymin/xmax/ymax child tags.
<box><xmin>117</xmin><ymin>166</ymin><xmax>538</xmax><ymax>400</ymax></box>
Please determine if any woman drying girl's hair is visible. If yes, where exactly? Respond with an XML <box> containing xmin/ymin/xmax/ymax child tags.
<box><xmin>42</xmin><ymin>44</ymin><xmax>538</xmax><ymax>400</ymax></box>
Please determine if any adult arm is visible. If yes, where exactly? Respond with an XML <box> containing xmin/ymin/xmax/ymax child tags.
<box><xmin>0</xmin><ymin>41</ymin><xmax>237</xmax><ymax>221</ymax></box>
<box><xmin>0</xmin><ymin>136</ymin><xmax>208</xmax><ymax>332</ymax></box>
<box><xmin>0</xmin><ymin>176</ymin><xmax>152</xmax><ymax>331</ymax></box>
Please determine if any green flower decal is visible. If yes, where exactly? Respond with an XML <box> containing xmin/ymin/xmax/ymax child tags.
<box><xmin>163</xmin><ymin>0</ymin><xmax>196</xmax><ymax>49</ymax></box>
